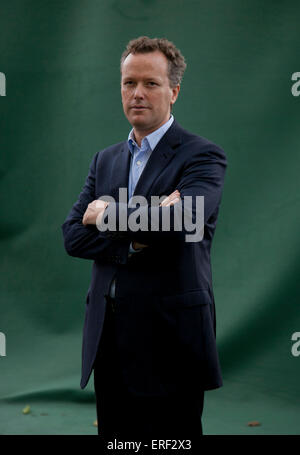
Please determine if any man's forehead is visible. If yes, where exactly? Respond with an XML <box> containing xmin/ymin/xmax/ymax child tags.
<box><xmin>122</xmin><ymin>51</ymin><xmax>168</xmax><ymax>75</ymax></box>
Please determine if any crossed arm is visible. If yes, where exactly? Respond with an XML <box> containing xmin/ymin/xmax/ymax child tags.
<box><xmin>81</xmin><ymin>189</ymin><xmax>181</xmax><ymax>250</ymax></box>
<box><xmin>62</xmin><ymin>144</ymin><xmax>226</xmax><ymax>260</ymax></box>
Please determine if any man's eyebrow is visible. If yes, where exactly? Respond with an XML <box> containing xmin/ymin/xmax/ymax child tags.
<box><xmin>122</xmin><ymin>75</ymin><xmax>162</xmax><ymax>81</ymax></box>
<box><xmin>144</xmin><ymin>77</ymin><xmax>162</xmax><ymax>82</ymax></box>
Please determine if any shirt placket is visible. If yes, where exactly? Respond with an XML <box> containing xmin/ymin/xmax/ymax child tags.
<box><xmin>132</xmin><ymin>146</ymin><xmax>146</xmax><ymax>193</ymax></box>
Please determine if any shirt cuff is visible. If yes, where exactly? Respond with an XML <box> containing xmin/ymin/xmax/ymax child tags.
<box><xmin>129</xmin><ymin>242</ymin><xmax>143</xmax><ymax>255</ymax></box>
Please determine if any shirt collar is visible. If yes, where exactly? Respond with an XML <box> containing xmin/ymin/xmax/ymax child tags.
<box><xmin>128</xmin><ymin>115</ymin><xmax>174</xmax><ymax>155</ymax></box>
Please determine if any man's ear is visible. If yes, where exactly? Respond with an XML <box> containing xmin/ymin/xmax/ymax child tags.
<box><xmin>171</xmin><ymin>84</ymin><xmax>180</xmax><ymax>107</ymax></box>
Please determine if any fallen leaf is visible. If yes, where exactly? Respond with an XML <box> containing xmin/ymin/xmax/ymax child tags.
<box><xmin>22</xmin><ymin>405</ymin><xmax>31</xmax><ymax>415</ymax></box>
<box><xmin>247</xmin><ymin>420</ymin><xmax>261</xmax><ymax>427</ymax></box>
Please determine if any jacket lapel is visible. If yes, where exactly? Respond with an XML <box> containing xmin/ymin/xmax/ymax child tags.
<box><xmin>109</xmin><ymin>119</ymin><xmax>182</xmax><ymax>202</ymax></box>
<box><xmin>132</xmin><ymin>120</ymin><xmax>182</xmax><ymax>199</ymax></box>
<box><xmin>109</xmin><ymin>143</ymin><xmax>132</xmax><ymax>201</ymax></box>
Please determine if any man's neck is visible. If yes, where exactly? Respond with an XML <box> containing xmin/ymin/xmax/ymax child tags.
<box><xmin>133</xmin><ymin>116</ymin><xmax>171</xmax><ymax>147</ymax></box>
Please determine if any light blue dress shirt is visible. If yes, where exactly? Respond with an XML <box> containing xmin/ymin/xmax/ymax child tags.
<box><xmin>127</xmin><ymin>114</ymin><xmax>174</xmax><ymax>202</ymax></box>
<box><xmin>109</xmin><ymin>115</ymin><xmax>174</xmax><ymax>297</ymax></box>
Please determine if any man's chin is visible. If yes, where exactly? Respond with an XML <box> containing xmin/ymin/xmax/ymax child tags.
<box><xmin>129</xmin><ymin>117</ymin><xmax>152</xmax><ymax>130</ymax></box>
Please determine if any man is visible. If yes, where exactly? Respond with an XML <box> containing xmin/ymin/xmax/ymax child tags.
<box><xmin>62</xmin><ymin>36</ymin><xmax>227</xmax><ymax>446</ymax></box>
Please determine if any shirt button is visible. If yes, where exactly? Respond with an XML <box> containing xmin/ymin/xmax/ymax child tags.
<box><xmin>136</xmin><ymin>160</ymin><xmax>142</xmax><ymax>166</ymax></box>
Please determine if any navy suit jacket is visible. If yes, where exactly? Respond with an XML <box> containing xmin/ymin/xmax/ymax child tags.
<box><xmin>62</xmin><ymin>119</ymin><xmax>227</xmax><ymax>396</ymax></box>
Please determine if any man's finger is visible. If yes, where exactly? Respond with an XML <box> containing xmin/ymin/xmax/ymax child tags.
<box><xmin>168</xmin><ymin>197</ymin><xmax>180</xmax><ymax>206</ymax></box>
<box><xmin>133</xmin><ymin>242</ymin><xmax>148</xmax><ymax>250</ymax></box>
<box><xmin>160</xmin><ymin>190</ymin><xmax>180</xmax><ymax>207</ymax></box>
<box><xmin>160</xmin><ymin>196</ymin><xmax>170</xmax><ymax>207</ymax></box>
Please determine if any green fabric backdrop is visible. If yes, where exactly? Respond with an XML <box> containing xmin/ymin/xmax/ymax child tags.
<box><xmin>1</xmin><ymin>0</ymin><xmax>299</xmax><ymax>435</ymax></box>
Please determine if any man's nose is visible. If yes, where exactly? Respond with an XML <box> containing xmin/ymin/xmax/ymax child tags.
<box><xmin>133</xmin><ymin>83</ymin><xmax>145</xmax><ymax>99</ymax></box>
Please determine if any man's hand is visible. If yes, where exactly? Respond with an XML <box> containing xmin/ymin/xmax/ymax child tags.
<box><xmin>159</xmin><ymin>189</ymin><xmax>180</xmax><ymax>207</ymax></box>
<box><xmin>82</xmin><ymin>199</ymin><xmax>109</xmax><ymax>226</ymax></box>
<box><xmin>132</xmin><ymin>189</ymin><xmax>181</xmax><ymax>250</ymax></box>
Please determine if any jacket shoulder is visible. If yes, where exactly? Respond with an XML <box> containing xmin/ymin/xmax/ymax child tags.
<box><xmin>87</xmin><ymin>140</ymin><xmax>126</xmax><ymax>169</ymax></box>
<box><xmin>97</xmin><ymin>140</ymin><xmax>126</xmax><ymax>159</ymax></box>
<box><xmin>177</xmin><ymin>123</ymin><xmax>224</xmax><ymax>151</ymax></box>
<box><xmin>172</xmin><ymin>121</ymin><xmax>227</xmax><ymax>163</ymax></box>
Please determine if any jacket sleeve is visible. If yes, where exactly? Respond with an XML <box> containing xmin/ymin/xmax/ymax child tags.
<box><xmin>61</xmin><ymin>151</ymin><xmax>131</xmax><ymax>264</ymax></box>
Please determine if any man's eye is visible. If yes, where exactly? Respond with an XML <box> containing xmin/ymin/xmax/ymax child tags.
<box><xmin>124</xmin><ymin>81</ymin><xmax>133</xmax><ymax>85</ymax></box>
<box><xmin>148</xmin><ymin>82</ymin><xmax>157</xmax><ymax>86</ymax></box>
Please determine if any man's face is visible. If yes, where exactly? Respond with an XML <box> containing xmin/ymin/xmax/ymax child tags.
<box><xmin>121</xmin><ymin>51</ymin><xmax>180</xmax><ymax>135</ymax></box>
